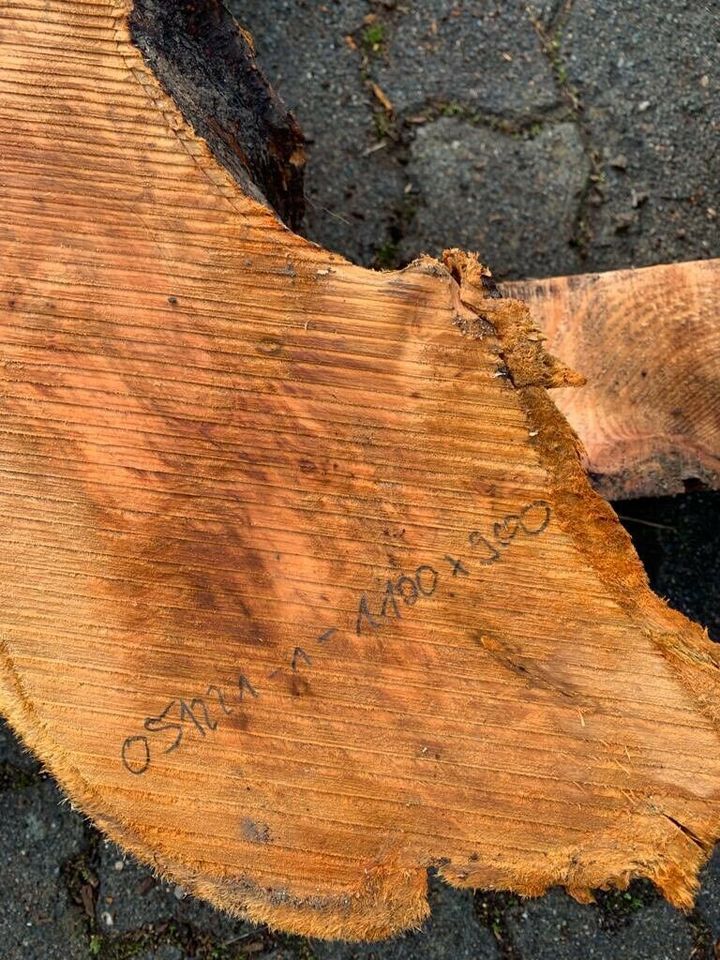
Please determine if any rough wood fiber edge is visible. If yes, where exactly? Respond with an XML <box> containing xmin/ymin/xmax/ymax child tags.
<box><xmin>504</xmin><ymin>261</ymin><xmax>720</xmax><ymax>500</ymax></box>
<box><xmin>2</xmin><ymin>0</ymin><xmax>720</xmax><ymax>942</ymax></box>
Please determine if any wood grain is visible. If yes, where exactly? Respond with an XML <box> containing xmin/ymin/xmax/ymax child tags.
<box><xmin>505</xmin><ymin>261</ymin><xmax>720</xmax><ymax>499</ymax></box>
<box><xmin>2</xmin><ymin>0</ymin><xmax>720</xmax><ymax>941</ymax></box>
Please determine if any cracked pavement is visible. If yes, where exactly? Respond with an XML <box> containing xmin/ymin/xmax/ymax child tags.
<box><xmin>233</xmin><ymin>0</ymin><xmax>719</xmax><ymax>276</ymax></box>
<box><xmin>1</xmin><ymin>1</ymin><xmax>719</xmax><ymax>957</ymax></box>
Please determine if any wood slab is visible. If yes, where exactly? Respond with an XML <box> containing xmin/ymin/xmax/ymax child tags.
<box><xmin>1</xmin><ymin>0</ymin><xmax>720</xmax><ymax>941</ymax></box>
<box><xmin>505</xmin><ymin>261</ymin><xmax>720</xmax><ymax>499</ymax></box>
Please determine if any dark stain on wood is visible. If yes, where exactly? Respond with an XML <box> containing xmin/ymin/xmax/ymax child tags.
<box><xmin>129</xmin><ymin>0</ymin><xmax>306</xmax><ymax>229</ymax></box>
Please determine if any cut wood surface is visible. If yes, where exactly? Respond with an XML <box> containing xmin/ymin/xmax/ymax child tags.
<box><xmin>2</xmin><ymin>0</ymin><xmax>720</xmax><ymax>942</ymax></box>
<box><xmin>504</xmin><ymin>261</ymin><xmax>720</xmax><ymax>500</ymax></box>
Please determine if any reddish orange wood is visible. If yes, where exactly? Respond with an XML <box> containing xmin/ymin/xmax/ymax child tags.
<box><xmin>504</xmin><ymin>261</ymin><xmax>720</xmax><ymax>499</ymax></box>
<box><xmin>1</xmin><ymin>0</ymin><xmax>720</xmax><ymax>942</ymax></box>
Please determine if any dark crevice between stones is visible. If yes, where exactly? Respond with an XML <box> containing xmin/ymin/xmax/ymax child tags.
<box><xmin>274</xmin><ymin>932</ymin><xmax>321</xmax><ymax>960</ymax></box>
<box><xmin>59</xmin><ymin>829</ymin><xmax>226</xmax><ymax>960</ymax></box>
<box><xmin>90</xmin><ymin>921</ymin><xmax>265</xmax><ymax>960</ymax></box>
<box><xmin>544</xmin><ymin>0</ymin><xmax>577</xmax><ymax>36</ymax></box>
<box><xmin>402</xmin><ymin>97</ymin><xmax>576</xmax><ymax>138</ymax></box>
<box><xmin>474</xmin><ymin>890</ymin><xmax>524</xmax><ymax>960</ymax></box>
<box><xmin>687</xmin><ymin>908</ymin><xmax>716</xmax><ymax>960</ymax></box>
<box><xmin>85</xmin><ymin>914</ymin><xmax>251</xmax><ymax>959</ymax></box>
<box><xmin>478</xmin><ymin>881</ymin><xmax>714</xmax><ymax>959</ymax></box>
<box><xmin>129</xmin><ymin>0</ymin><xmax>306</xmax><ymax>230</ymax></box>
<box><xmin>89</xmin><ymin>925</ymin><xmax>158</xmax><ymax>959</ymax></box>
<box><xmin>347</xmin><ymin>1</ymin><xmax>583</xmax><ymax>270</ymax></box>
<box><xmin>596</xmin><ymin>880</ymin><xmax>714</xmax><ymax>959</ymax></box>
<box><xmin>528</xmin><ymin>0</ymin><xmax>604</xmax><ymax>261</ymax></box>
<box><xmin>62</xmin><ymin>832</ymin><xmax>103</xmax><ymax>951</ymax></box>
<box><xmin>0</xmin><ymin>761</ymin><xmax>39</xmax><ymax>791</ymax></box>
<box><xmin>345</xmin><ymin>8</ymin><xmax>414</xmax><ymax>270</ymax></box>
<box><xmin>348</xmin><ymin>0</ymin><xmax>604</xmax><ymax>272</ymax></box>
<box><xmin>78</xmin><ymin>842</ymin><xmax>278</xmax><ymax>960</ymax></box>
<box><xmin>593</xmin><ymin>880</ymin><xmax>661</xmax><ymax>931</ymax></box>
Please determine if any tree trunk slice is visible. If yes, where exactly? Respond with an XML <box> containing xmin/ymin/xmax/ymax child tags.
<box><xmin>2</xmin><ymin>0</ymin><xmax>720</xmax><ymax>942</ymax></box>
<box><xmin>504</xmin><ymin>261</ymin><xmax>720</xmax><ymax>500</ymax></box>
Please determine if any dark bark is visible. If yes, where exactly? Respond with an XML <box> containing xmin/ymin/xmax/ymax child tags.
<box><xmin>130</xmin><ymin>0</ymin><xmax>306</xmax><ymax>229</ymax></box>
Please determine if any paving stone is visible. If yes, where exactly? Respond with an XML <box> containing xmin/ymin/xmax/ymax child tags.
<box><xmin>370</xmin><ymin>0</ymin><xmax>559</xmax><ymax>118</ymax></box>
<box><xmin>136</xmin><ymin>946</ymin><xmax>184</xmax><ymax>960</ymax></box>
<box><xmin>561</xmin><ymin>0</ymin><xmax>720</xmax><ymax>272</ymax></box>
<box><xmin>403</xmin><ymin>117</ymin><xmax>589</xmax><ymax>277</ymax></box>
<box><xmin>95</xmin><ymin>841</ymin><xmax>182</xmax><ymax>935</ymax></box>
<box><xmin>96</xmin><ymin>840</ymin><xmax>259</xmax><ymax>943</ymax></box>
<box><xmin>0</xmin><ymin>779</ymin><xmax>89</xmax><ymax>960</ymax></box>
<box><xmin>526</xmin><ymin>0</ymin><xmax>563</xmax><ymax>27</ymax></box>
<box><xmin>0</xmin><ymin>716</ymin><xmax>42</xmax><ymax>773</ymax></box>
<box><xmin>233</xmin><ymin>0</ymin><xmax>406</xmax><ymax>267</ymax></box>
<box><xmin>696</xmin><ymin>840</ymin><xmax>720</xmax><ymax>937</ymax></box>
<box><xmin>505</xmin><ymin>887</ymin><xmax>694</xmax><ymax>960</ymax></box>
<box><xmin>135</xmin><ymin>943</ymin><xmax>289</xmax><ymax>960</ymax></box>
<box><xmin>610</xmin><ymin>903</ymin><xmax>697</xmax><ymax>958</ymax></box>
<box><xmin>312</xmin><ymin>877</ymin><xmax>499</xmax><ymax>959</ymax></box>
